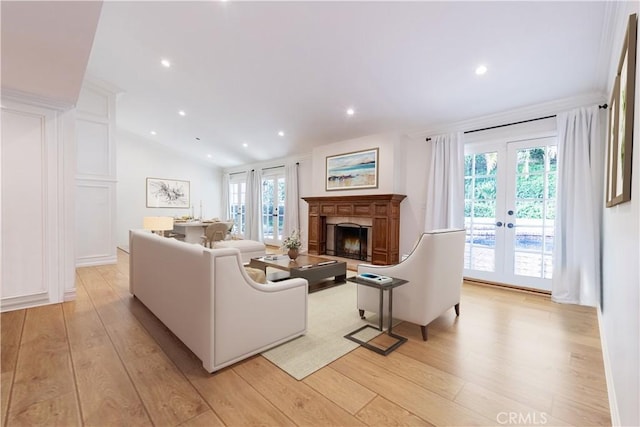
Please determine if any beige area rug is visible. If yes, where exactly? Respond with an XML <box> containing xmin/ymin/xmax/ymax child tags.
<box><xmin>261</xmin><ymin>282</ymin><xmax>382</xmax><ymax>380</ymax></box>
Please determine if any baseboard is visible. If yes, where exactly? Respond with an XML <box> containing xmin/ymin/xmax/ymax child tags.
<box><xmin>463</xmin><ymin>277</ymin><xmax>551</xmax><ymax>296</ymax></box>
<box><xmin>64</xmin><ymin>289</ymin><xmax>77</xmax><ymax>302</ymax></box>
<box><xmin>598</xmin><ymin>306</ymin><xmax>620</xmax><ymax>426</ymax></box>
<box><xmin>75</xmin><ymin>255</ymin><xmax>117</xmax><ymax>267</ymax></box>
<box><xmin>1</xmin><ymin>292</ymin><xmax>50</xmax><ymax>312</ymax></box>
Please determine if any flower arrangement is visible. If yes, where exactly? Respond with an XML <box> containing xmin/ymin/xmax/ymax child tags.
<box><xmin>282</xmin><ymin>230</ymin><xmax>302</xmax><ymax>250</ymax></box>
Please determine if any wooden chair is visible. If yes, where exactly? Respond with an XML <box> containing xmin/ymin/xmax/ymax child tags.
<box><xmin>201</xmin><ymin>222</ymin><xmax>230</xmax><ymax>248</ymax></box>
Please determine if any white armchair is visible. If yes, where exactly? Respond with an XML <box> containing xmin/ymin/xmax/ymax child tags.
<box><xmin>357</xmin><ymin>229</ymin><xmax>465</xmax><ymax>341</ymax></box>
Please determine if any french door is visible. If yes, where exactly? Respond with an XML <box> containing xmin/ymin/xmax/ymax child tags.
<box><xmin>261</xmin><ymin>172</ymin><xmax>285</xmax><ymax>246</ymax></box>
<box><xmin>464</xmin><ymin>136</ymin><xmax>557</xmax><ymax>291</ymax></box>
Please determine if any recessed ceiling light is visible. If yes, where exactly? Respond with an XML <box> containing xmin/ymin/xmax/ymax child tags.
<box><xmin>242</xmin><ymin>143</ymin><xmax>248</xmax><ymax>148</ymax></box>
<box><xmin>475</xmin><ymin>65</ymin><xmax>488</xmax><ymax>75</ymax></box>
<box><xmin>346</xmin><ymin>108</ymin><xmax>355</xmax><ymax>116</ymax></box>
<box><xmin>278</xmin><ymin>131</ymin><xmax>285</xmax><ymax>137</ymax></box>
<box><xmin>161</xmin><ymin>59</ymin><xmax>171</xmax><ymax>68</ymax></box>
<box><xmin>150</xmin><ymin>130</ymin><xmax>157</xmax><ymax>135</ymax></box>
<box><xmin>178</xmin><ymin>110</ymin><xmax>186</xmax><ymax>116</ymax></box>
<box><xmin>207</xmin><ymin>154</ymin><xmax>212</xmax><ymax>158</ymax></box>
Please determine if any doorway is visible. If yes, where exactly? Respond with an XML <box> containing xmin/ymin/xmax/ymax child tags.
<box><xmin>464</xmin><ymin>136</ymin><xmax>557</xmax><ymax>291</ymax></box>
<box><xmin>261</xmin><ymin>172</ymin><xmax>285</xmax><ymax>246</ymax></box>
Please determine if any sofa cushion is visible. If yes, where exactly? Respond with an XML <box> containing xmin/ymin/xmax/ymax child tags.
<box><xmin>213</xmin><ymin>239</ymin><xmax>266</xmax><ymax>263</ymax></box>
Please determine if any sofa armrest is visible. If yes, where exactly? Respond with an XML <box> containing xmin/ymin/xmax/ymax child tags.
<box><xmin>209</xmin><ymin>248</ymin><xmax>308</xmax><ymax>371</ymax></box>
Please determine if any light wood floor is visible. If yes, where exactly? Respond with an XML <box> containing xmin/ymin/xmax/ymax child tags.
<box><xmin>1</xmin><ymin>250</ymin><xmax>610</xmax><ymax>426</ymax></box>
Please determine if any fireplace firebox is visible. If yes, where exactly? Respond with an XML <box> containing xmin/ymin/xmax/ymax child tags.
<box><xmin>335</xmin><ymin>223</ymin><xmax>368</xmax><ymax>261</ymax></box>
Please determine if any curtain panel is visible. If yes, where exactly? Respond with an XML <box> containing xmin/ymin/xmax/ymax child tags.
<box><xmin>221</xmin><ymin>173</ymin><xmax>230</xmax><ymax>221</ymax></box>
<box><xmin>552</xmin><ymin>105</ymin><xmax>604</xmax><ymax>306</ymax></box>
<box><xmin>244</xmin><ymin>169</ymin><xmax>263</xmax><ymax>241</ymax></box>
<box><xmin>423</xmin><ymin>132</ymin><xmax>465</xmax><ymax>231</ymax></box>
<box><xmin>283</xmin><ymin>163</ymin><xmax>300</xmax><ymax>238</ymax></box>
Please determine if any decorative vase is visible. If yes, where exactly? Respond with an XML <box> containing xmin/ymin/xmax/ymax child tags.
<box><xmin>288</xmin><ymin>248</ymin><xmax>299</xmax><ymax>260</ymax></box>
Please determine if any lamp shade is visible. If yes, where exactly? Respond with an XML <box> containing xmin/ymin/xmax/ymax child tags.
<box><xmin>143</xmin><ymin>216</ymin><xmax>174</xmax><ymax>231</ymax></box>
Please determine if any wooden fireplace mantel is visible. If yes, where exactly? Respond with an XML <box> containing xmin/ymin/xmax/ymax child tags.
<box><xmin>302</xmin><ymin>194</ymin><xmax>406</xmax><ymax>265</ymax></box>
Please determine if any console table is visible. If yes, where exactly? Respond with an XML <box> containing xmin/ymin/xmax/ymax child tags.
<box><xmin>345</xmin><ymin>275</ymin><xmax>408</xmax><ymax>355</ymax></box>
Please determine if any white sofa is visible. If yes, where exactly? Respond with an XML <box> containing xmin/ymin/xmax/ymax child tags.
<box><xmin>213</xmin><ymin>239</ymin><xmax>266</xmax><ymax>263</ymax></box>
<box><xmin>357</xmin><ymin>229</ymin><xmax>465</xmax><ymax>340</ymax></box>
<box><xmin>129</xmin><ymin>230</ymin><xmax>308</xmax><ymax>373</ymax></box>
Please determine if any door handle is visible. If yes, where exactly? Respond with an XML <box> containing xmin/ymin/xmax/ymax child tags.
<box><xmin>507</xmin><ymin>210</ymin><xmax>514</xmax><ymax>216</ymax></box>
<box><xmin>507</xmin><ymin>223</ymin><xmax>514</xmax><ymax>228</ymax></box>
<box><xmin>496</xmin><ymin>221</ymin><xmax>504</xmax><ymax>227</ymax></box>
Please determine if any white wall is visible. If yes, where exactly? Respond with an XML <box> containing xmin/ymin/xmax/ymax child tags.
<box><xmin>600</xmin><ymin>5</ymin><xmax>640</xmax><ymax>426</ymax></box>
<box><xmin>116</xmin><ymin>131</ymin><xmax>222</xmax><ymax>250</ymax></box>
<box><xmin>310</xmin><ymin>132</ymin><xmax>404</xmax><ymax>196</ymax></box>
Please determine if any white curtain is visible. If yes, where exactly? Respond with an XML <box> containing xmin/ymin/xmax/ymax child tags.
<box><xmin>283</xmin><ymin>162</ymin><xmax>300</xmax><ymax>238</ymax></box>
<box><xmin>423</xmin><ymin>132</ymin><xmax>465</xmax><ymax>231</ymax></box>
<box><xmin>553</xmin><ymin>105</ymin><xmax>603</xmax><ymax>306</ymax></box>
<box><xmin>221</xmin><ymin>173</ymin><xmax>230</xmax><ymax>220</ymax></box>
<box><xmin>244</xmin><ymin>169</ymin><xmax>263</xmax><ymax>241</ymax></box>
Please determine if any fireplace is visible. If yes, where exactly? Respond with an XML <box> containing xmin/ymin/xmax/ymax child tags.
<box><xmin>303</xmin><ymin>194</ymin><xmax>406</xmax><ymax>265</ymax></box>
<box><xmin>334</xmin><ymin>223</ymin><xmax>369</xmax><ymax>260</ymax></box>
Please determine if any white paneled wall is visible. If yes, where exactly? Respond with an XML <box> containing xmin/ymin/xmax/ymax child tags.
<box><xmin>75</xmin><ymin>82</ymin><xmax>117</xmax><ymax>266</ymax></box>
<box><xmin>1</xmin><ymin>100</ymin><xmax>75</xmax><ymax>311</ymax></box>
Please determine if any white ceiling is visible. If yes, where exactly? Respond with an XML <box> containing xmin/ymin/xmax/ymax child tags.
<box><xmin>10</xmin><ymin>1</ymin><xmax>618</xmax><ymax>169</ymax></box>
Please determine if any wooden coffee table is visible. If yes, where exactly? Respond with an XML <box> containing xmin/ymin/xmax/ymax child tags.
<box><xmin>249</xmin><ymin>254</ymin><xmax>347</xmax><ymax>292</ymax></box>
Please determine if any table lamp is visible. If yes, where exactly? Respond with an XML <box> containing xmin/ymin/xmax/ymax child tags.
<box><xmin>143</xmin><ymin>216</ymin><xmax>174</xmax><ymax>237</ymax></box>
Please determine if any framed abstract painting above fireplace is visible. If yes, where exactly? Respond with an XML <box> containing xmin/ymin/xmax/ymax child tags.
<box><xmin>326</xmin><ymin>147</ymin><xmax>379</xmax><ymax>191</ymax></box>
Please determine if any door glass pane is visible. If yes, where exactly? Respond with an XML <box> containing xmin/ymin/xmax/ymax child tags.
<box><xmin>464</xmin><ymin>152</ymin><xmax>497</xmax><ymax>272</ymax></box>
<box><xmin>474</xmin><ymin>177</ymin><xmax>497</xmax><ymax>200</ymax></box>
<box><xmin>512</xmin><ymin>145</ymin><xmax>556</xmax><ymax>279</ymax></box>
<box><xmin>262</xmin><ymin>179</ymin><xmax>275</xmax><ymax>240</ymax></box>
<box><xmin>229</xmin><ymin>182</ymin><xmax>246</xmax><ymax>235</ymax></box>
<box><xmin>261</xmin><ymin>174</ymin><xmax>286</xmax><ymax>243</ymax></box>
<box><xmin>470</xmin><ymin>223</ymin><xmax>496</xmax><ymax>271</ymax></box>
<box><xmin>277</xmin><ymin>177</ymin><xmax>285</xmax><ymax>240</ymax></box>
<box><xmin>515</xmin><ymin>227</ymin><xmax>543</xmax><ymax>251</ymax></box>
<box><xmin>514</xmin><ymin>252</ymin><xmax>543</xmax><ymax>278</ymax></box>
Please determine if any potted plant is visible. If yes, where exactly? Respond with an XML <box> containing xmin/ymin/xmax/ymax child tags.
<box><xmin>282</xmin><ymin>230</ymin><xmax>302</xmax><ymax>260</ymax></box>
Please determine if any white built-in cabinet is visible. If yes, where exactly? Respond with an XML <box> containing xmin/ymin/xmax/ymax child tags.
<box><xmin>75</xmin><ymin>82</ymin><xmax>117</xmax><ymax>267</ymax></box>
<box><xmin>1</xmin><ymin>99</ymin><xmax>76</xmax><ymax>311</ymax></box>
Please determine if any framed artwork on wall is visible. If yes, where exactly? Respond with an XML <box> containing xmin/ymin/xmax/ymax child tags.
<box><xmin>146</xmin><ymin>177</ymin><xmax>190</xmax><ymax>208</ymax></box>
<box><xmin>326</xmin><ymin>148</ymin><xmax>379</xmax><ymax>191</ymax></box>
<box><xmin>606</xmin><ymin>13</ymin><xmax>636</xmax><ymax>207</ymax></box>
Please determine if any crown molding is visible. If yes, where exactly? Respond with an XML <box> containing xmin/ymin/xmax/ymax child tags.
<box><xmin>0</xmin><ymin>87</ymin><xmax>74</xmax><ymax>111</ymax></box>
<box><xmin>82</xmin><ymin>74</ymin><xmax>124</xmax><ymax>95</ymax></box>
<box><xmin>406</xmin><ymin>92</ymin><xmax>607</xmax><ymax>140</ymax></box>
